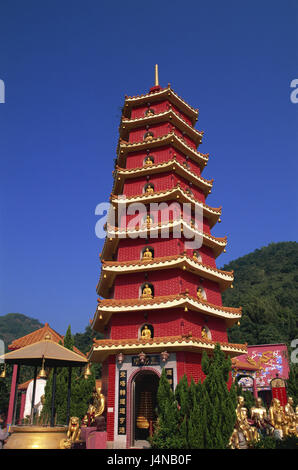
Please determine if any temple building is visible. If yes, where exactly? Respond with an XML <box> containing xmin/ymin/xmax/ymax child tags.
<box><xmin>89</xmin><ymin>67</ymin><xmax>247</xmax><ymax>448</ymax></box>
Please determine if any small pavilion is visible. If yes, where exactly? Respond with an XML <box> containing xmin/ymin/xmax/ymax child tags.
<box><xmin>0</xmin><ymin>338</ymin><xmax>88</xmax><ymax>449</ymax></box>
<box><xmin>3</xmin><ymin>322</ymin><xmax>85</xmax><ymax>426</ymax></box>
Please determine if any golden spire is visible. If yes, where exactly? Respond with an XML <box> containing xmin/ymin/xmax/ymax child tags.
<box><xmin>155</xmin><ymin>64</ymin><xmax>159</xmax><ymax>86</ymax></box>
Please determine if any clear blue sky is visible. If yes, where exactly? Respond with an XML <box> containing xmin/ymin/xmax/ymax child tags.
<box><xmin>0</xmin><ymin>0</ymin><xmax>297</xmax><ymax>335</ymax></box>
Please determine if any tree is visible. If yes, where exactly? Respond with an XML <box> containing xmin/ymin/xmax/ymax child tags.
<box><xmin>287</xmin><ymin>363</ymin><xmax>298</xmax><ymax>406</ymax></box>
<box><xmin>150</xmin><ymin>369</ymin><xmax>181</xmax><ymax>449</ymax></box>
<box><xmin>199</xmin><ymin>344</ymin><xmax>237</xmax><ymax>449</ymax></box>
<box><xmin>152</xmin><ymin>344</ymin><xmax>237</xmax><ymax>449</ymax></box>
<box><xmin>41</xmin><ymin>325</ymin><xmax>95</xmax><ymax>425</ymax></box>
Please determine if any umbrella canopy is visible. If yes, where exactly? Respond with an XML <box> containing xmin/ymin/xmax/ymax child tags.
<box><xmin>0</xmin><ymin>340</ymin><xmax>88</xmax><ymax>367</ymax></box>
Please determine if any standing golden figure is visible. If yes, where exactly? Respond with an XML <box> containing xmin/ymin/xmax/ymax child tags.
<box><xmin>250</xmin><ymin>397</ymin><xmax>268</xmax><ymax>431</ymax></box>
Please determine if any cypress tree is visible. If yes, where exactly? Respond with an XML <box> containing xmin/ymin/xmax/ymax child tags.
<box><xmin>200</xmin><ymin>343</ymin><xmax>237</xmax><ymax>448</ymax></box>
<box><xmin>150</xmin><ymin>369</ymin><xmax>180</xmax><ymax>449</ymax></box>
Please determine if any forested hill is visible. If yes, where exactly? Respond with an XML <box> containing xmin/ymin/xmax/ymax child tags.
<box><xmin>0</xmin><ymin>313</ymin><xmax>103</xmax><ymax>355</ymax></box>
<box><xmin>0</xmin><ymin>313</ymin><xmax>43</xmax><ymax>351</ymax></box>
<box><xmin>222</xmin><ymin>242</ymin><xmax>298</xmax><ymax>346</ymax></box>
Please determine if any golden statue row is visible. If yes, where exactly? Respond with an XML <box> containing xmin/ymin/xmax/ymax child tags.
<box><xmin>141</xmin><ymin>248</ymin><xmax>201</xmax><ymax>263</ymax></box>
<box><xmin>230</xmin><ymin>396</ymin><xmax>298</xmax><ymax>448</ymax></box>
<box><xmin>140</xmin><ymin>283</ymin><xmax>205</xmax><ymax>301</ymax></box>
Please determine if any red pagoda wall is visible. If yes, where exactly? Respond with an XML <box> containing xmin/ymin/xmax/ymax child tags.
<box><xmin>108</xmin><ymin>309</ymin><xmax>228</xmax><ymax>343</ymax></box>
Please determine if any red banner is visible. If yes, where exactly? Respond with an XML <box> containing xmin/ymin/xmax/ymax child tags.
<box><xmin>271</xmin><ymin>386</ymin><xmax>287</xmax><ymax>407</ymax></box>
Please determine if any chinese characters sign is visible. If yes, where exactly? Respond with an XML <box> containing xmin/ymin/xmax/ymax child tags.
<box><xmin>118</xmin><ymin>370</ymin><xmax>127</xmax><ymax>435</ymax></box>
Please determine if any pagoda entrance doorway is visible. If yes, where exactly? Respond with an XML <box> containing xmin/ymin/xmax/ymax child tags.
<box><xmin>131</xmin><ymin>370</ymin><xmax>159</xmax><ymax>447</ymax></box>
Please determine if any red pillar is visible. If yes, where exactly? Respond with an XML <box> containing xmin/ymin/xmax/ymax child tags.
<box><xmin>253</xmin><ymin>376</ymin><xmax>258</xmax><ymax>399</ymax></box>
<box><xmin>7</xmin><ymin>364</ymin><xmax>18</xmax><ymax>426</ymax></box>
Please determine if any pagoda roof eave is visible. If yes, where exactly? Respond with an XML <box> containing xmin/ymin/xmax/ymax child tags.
<box><xmin>113</xmin><ymin>158</ymin><xmax>213</xmax><ymax>197</ymax></box>
<box><xmin>89</xmin><ymin>335</ymin><xmax>247</xmax><ymax>363</ymax></box>
<box><xmin>111</xmin><ymin>186</ymin><xmax>221</xmax><ymax>228</ymax></box>
<box><xmin>91</xmin><ymin>294</ymin><xmax>242</xmax><ymax>333</ymax></box>
<box><xmin>120</xmin><ymin>110</ymin><xmax>203</xmax><ymax>146</ymax></box>
<box><xmin>117</xmin><ymin>133</ymin><xmax>208</xmax><ymax>170</ymax></box>
<box><xmin>123</xmin><ymin>86</ymin><xmax>199</xmax><ymax>125</ymax></box>
<box><xmin>97</xmin><ymin>254</ymin><xmax>234</xmax><ymax>297</ymax></box>
<box><xmin>101</xmin><ymin>220</ymin><xmax>227</xmax><ymax>260</ymax></box>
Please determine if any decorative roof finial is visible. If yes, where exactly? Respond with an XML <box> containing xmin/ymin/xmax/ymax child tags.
<box><xmin>155</xmin><ymin>64</ymin><xmax>159</xmax><ymax>87</ymax></box>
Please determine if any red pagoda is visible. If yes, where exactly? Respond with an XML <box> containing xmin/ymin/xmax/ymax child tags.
<box><xmin>90</xmin><ymin>67</ymin><xmax>246</xmax><ymax>448</ymax></box>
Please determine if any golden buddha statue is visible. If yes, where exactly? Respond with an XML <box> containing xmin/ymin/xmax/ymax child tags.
<box><xmin>201</xmin><ymin>326</ymin><xmax>208</xmax><ymax>339</ymax></box>
<box><xmin>144</xmin><ymin>132</ymin><xmax>154</xmax><ymax>142</ymax></box>
<box><xmin>145</xmin><ymin>108</ymin><xmax>155</xmax><ymax>117</ymax></box>
<box><xmin>250</xmin><ymin>397</ymin><xmax>268</xmax><ymax>429</ymax></box>
<box><xmin>197</xmin><ymin>287</ymin><xmax>204</xmax><ymax>300</ymax></box>
<box><xmin>144</xmin><ymin>157</ymin><xmax>153</xmax><ymax>166</ymax></box>
<box><xmin>236</xmin><ymin>396</ymin><xmax>259</xmax><ymax>445</ymax></box>
<box><xmin>229</xmin><ymin>426</ymin><xmax>240</xmax><ymax>449</ymax></box>
<box><xmin>141</xmin><ymin>284</ymin><xmax>153</xmax><ymax>299</ymax></box>
<box><xmin>142</xmin><ymin>247</ymin><xmax>153</xmax><ymax>261</ymax></box>
<box><xmin>145</xmin><ymin>184</ymin><xmax>154</xmax><ymax>195</ymax></box>
<box><xmin>284</xmin><ymin>397</ymin><xmax>297</xmax><ymax>436</ymax></box>
<box><xmin>93</xmin><ymin>386</ymin><xmax>106</xmax><ymax>418</ymax></box>
<box><xmin>146</xmin><ymin>215</ymin><xmax>153</xmax><ymax>226</ymax></box>
<box><xmin>82</xmin><ymin>387</ymin><xmax>105</xmax><ymax>428</ymax></box>
<box><xmin>141</xmin><ymin>325</ymin><xmax>152</xmax><ymax>340</ymax></box>
<box><xmin>269</xmin><ymin>398</ymin><xmax>287</xmax><ymax>438</ymax></box>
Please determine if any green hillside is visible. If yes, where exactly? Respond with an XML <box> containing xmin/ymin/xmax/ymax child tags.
<box><xmin>0</xmin><ymin>313</ymin><xmax>43</xmax><ymax>351</ymax></box>
<box><xmin>222</xmin><ymin>242</ymin><xmax>298</xmax><ymax>346</ymax></box>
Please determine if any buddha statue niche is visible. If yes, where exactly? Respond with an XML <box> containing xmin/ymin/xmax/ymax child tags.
<box><xmin>144</xmin><ymin>156</ymin><xmax>153</xmax><ymax>166</ymax></box>
<box><xmin>142</xmin><ymin>247</ymin><xmax>153</xmax><ymax>261</ymax></box>
<box><xmin>197</xmin><ymin>286</ymin><xmax>204</xmax><ymax>301</ymax></box>
<box><xmin>141</xmin><ymin>325</ymin><xmax>152</xmax><ymax>340</ymax></box>
<box><xmin>145</xmin><ymin>108</ymin><xmax>155</xmax><ymax>117</ymax></box>
<box><xmin>145</xmin><ymin>184</ymin><xmax>154</xmax><ymax>195</ymax></box>
<box><xmin>144</xmin><ymin>132</ymin><xmax>154</xmax><ymax>142</ymax></box>
<box><xmin>141</xmin><ymin>284</ymin><xmax>153</xmax><ymax>299</ymax></box>
<box><xmin>201</xmin><ymin>326</ymin><xmax>208</xmax><ymax>339</ymax></box>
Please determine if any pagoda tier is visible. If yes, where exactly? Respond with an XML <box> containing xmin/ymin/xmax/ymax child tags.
<box><xmin>123</xmin><ymin>84</ymin><xmax>199</xmax><ymax>125</ymax></box>
<box><xmin>89</xmin><ymin>75</ymin><xmax>245</xmax><ymax>447</ymax></box>
<box><xmin>102</xmin><ymin>224</ymin><xmax>227</xmax><ymax>259</ymax></box>
<box><xmin>111</xmin><ymin>186</ymin><xmax>221</xmax><ymax>228</ymax></box>
<box><xmin>92</xmin><ymin>294</ymin><xmax>242</xmax><ymax>332</ymax></box>
<box><xmin>120</xmin><ymin>109</ymin><xmax>204</xmax><ymax>147</ymax></box>
<box><xmin>114</xmin><ymin>159</ymin><xmax>213</xmax><ymax>197</ymax></box>
<box><xmin>97</xmin><ymin>254</ymin><xmax>234</xmax><ymax>297</ymax></box>
<box><xmin>91</xmin><ymin>335</ymin><xmax>247</xmax><ymax>363</ymax></box>
<box><xmin>117</xmin><ymin>133</ymin><xmax>209</xmax><ymax>170</ymax></box>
